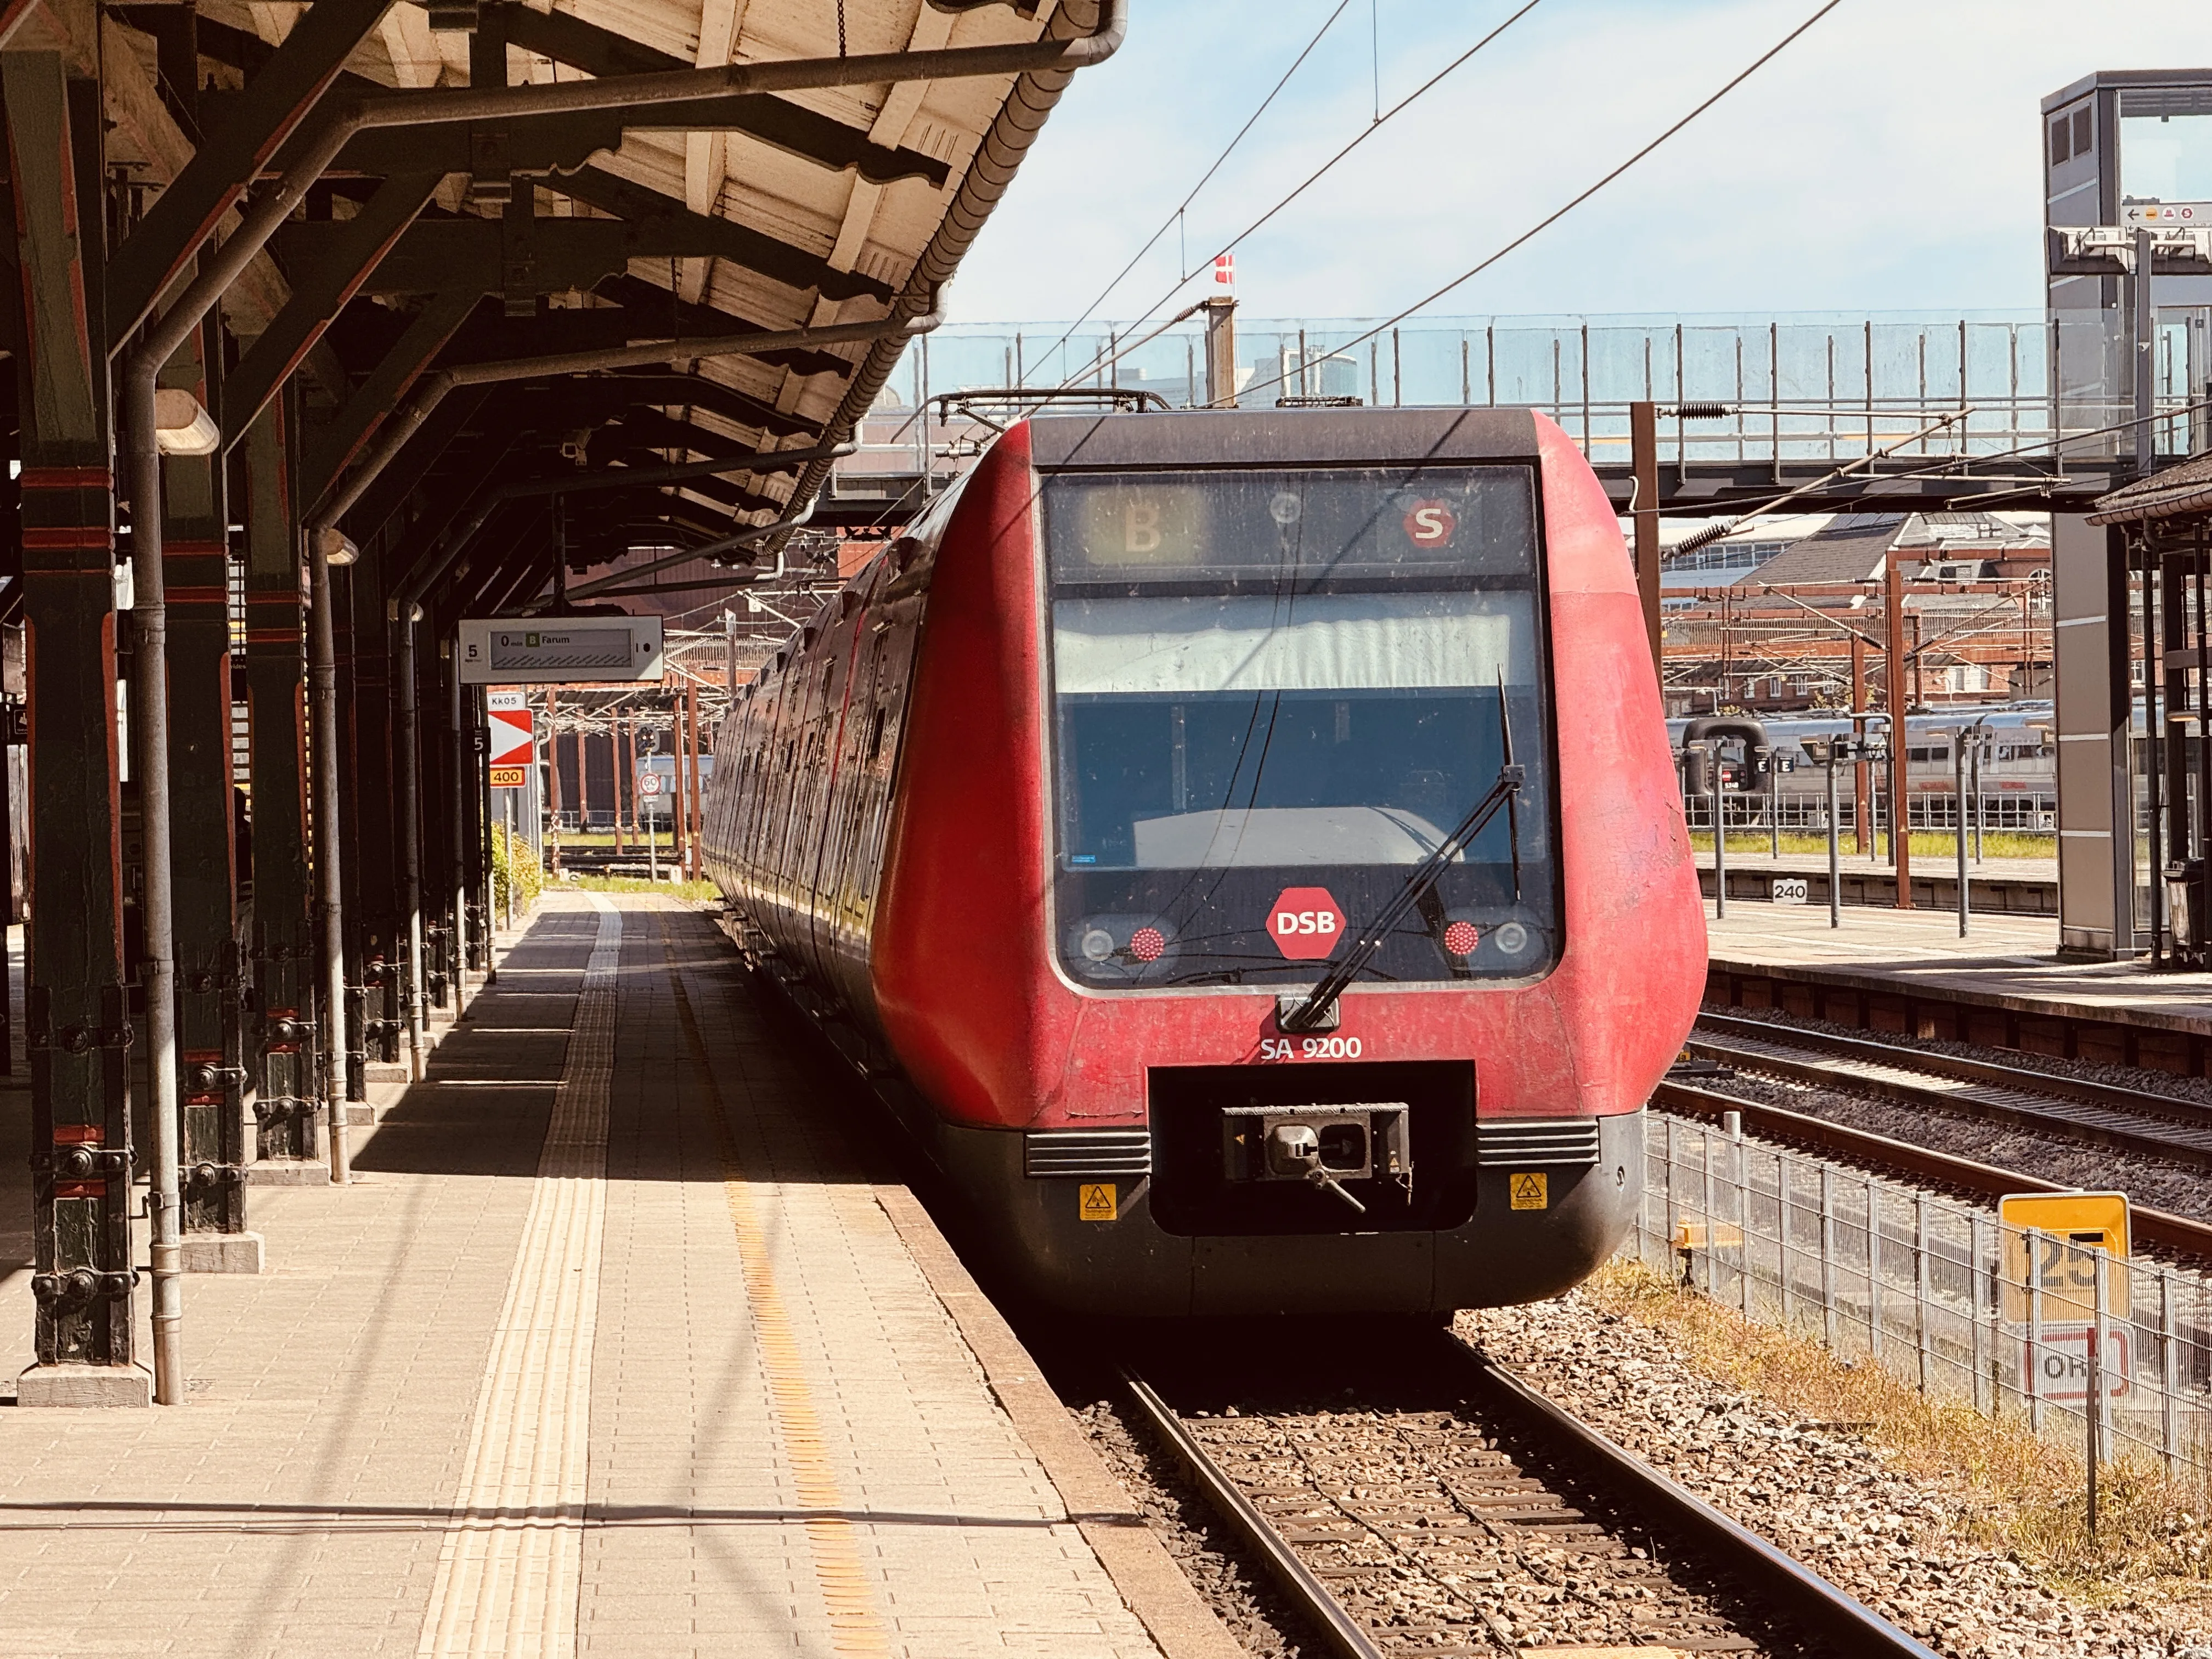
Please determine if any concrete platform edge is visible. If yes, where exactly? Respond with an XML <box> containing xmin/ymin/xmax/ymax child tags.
<box><xmin>1708</xmin><ymin>952</ymin><xmax>2212</xmax><ymax>1039</ymax></box>
<box><xmin>873</xmin><ymin>1183</ymin><xmax>1249</xmax><ymax>1659</ymax></box>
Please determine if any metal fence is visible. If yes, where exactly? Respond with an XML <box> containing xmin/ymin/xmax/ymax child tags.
<box><xmin>1630</xmin><ymin>1112</ymin><xmax>2212</xmax><ymax>1481</ymax></box>
<box><xmin>1679</xmin><ymin>793</ymin><xmax>2059</xmax><ymax>834</ymax></box>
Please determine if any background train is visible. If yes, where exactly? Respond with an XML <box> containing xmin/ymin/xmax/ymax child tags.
<box><xmin>1668</xmin><ymin>707</ymin><xmax>2057</xmax><ymax>831</ymax></box>
<box><xmin>702</xmin><ymin>407</ymin><xmax>1706</xmax><ymax>1317</ymax></box>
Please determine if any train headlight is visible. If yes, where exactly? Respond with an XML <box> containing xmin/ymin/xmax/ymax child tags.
<box><xmin>1494</xmin><ymin>921</ymin><xmax>1531</xmax><ymax>957</ymax></box>
<box><xmin>1066</xmin><ymin>914</ymin><xmax>1176</xmax><ymax>978</ymax></box>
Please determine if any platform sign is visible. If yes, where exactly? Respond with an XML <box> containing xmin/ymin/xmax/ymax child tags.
<box><xmin>487</xmin><ymin>708</ymin><xmax>534</xmax><ymax>767</ymax></box>
<box><xmin>2001</xmin><ymin>1190</ymin><xmax>2130</xmax><ymax>1322</ymax></box>
<box><xmin>2023</xmin><ymin>1324</ymin><xmax>2132</xmax><ymax>1403</ymax></box>
<box><xmin>1771</xmin><ymin>877</ymin><xmax>1809</xmax><ymax>905</ymax></box>
<box><xmin>456</xmin><ymin>616</ymin><xmax>664</xmax><ymax>685</ymax></box>
<box><xmin>485</xmin><ymin>687</ymin><xmax>528</xmax><ymax>712</ymax></box>
<box><xmin>488</xmin><ymin>767</ymin><xmax>529</xmax><ymax>789</ymax></box>
<box><xmin>2122</xmin><ymin>201</ymin><xmax>2212</xmax><ymax>228</ymax></box>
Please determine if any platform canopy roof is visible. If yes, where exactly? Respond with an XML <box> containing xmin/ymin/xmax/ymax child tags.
<box><xmin>26</xmin><ymin>0</ymin><xmax>1109</xmax><ymax>614</ymax></box>
<box><xmin>2090</xmin><ymin>452</ymin><xmax>2212</xmax><ymax>531</ymax></box>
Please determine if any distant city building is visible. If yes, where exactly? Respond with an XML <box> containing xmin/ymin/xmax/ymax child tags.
<box><xmin>1659</xmin><ymin>513</ymin><xmax>2052</xmax><ymax>716</ymax></box>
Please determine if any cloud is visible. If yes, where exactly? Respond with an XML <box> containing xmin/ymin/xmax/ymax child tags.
<box><xmin>949</xmin><ymin>0</ymin><xmax>2212</xmax><ymax>325</ymax></box>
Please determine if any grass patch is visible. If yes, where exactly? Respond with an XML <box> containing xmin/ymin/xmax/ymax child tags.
<box><xmin>1686</xmin><ymin>830</ymin><xmax>2054</xmax><ymax>861</ymax></box>
<box><xmin>560</xmin><ymin>871</ymin><xmax>720</xmax><ymax>902</ymax></box>
<box><xmin>1583</xmin><ymin>1259</ymin><xmax>2212</xmax><ymax>1602</ymax></box>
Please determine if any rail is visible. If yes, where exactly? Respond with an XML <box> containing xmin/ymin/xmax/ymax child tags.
<box><xmin>1688</xmin><ymin>1012</ymin><xmax>2212</xmax><ymax>1169</ymax></box>
<box><xmin>1121</xmin><ymin>1369</ymin><xmax>1381</xmax><ymax>1659</ymax></box>
<box><xmin>1122</xmin><ymin>1339</ymin><xmax>1938</xmax><ymax>1658</ymax></box>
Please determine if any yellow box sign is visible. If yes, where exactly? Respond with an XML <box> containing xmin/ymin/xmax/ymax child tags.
<box><xmin>1078</xmin><ymin>1183</ymin><xmax>1118</xmax><ymax>1222</ymax></box>
<box><xmin>489</xmin><ymin>765</ymin><xmax>528</xmax><ymax>788</ymax></box>
<box><xmin>2001</xmin><ymin>1190</ymin><xmax>2130</xmax><ymax>1322</ymax></box>
<box><xmin>1509</xmin><ymin>1172</ymin><xmax>1549</xmax><ymax>1211</ymax></box>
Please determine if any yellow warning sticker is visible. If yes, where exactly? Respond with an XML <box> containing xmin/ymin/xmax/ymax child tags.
<box><xmin>1510</xmin><ymin>1172</ymin><xmax>1549</xmax><ymax>1211</ymax></box>
<box><xmin>1078</xmin><ymin>1183</ymin><xmax>1119</xmax><ymax>1222</ymax></box>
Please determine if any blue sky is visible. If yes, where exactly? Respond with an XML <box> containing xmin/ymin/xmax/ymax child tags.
<box><xmin>948</xmin><ymin>0</ymin><xmax>2212</xmax><ymax>326</ymax></box>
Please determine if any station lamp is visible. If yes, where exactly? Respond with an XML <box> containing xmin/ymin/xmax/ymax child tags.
<box><xmin>151</xmin><ymin>387</ymin><xmax>220</xmax><ymax>456</ymax></box>
<box><xmin>317</xmin><ymin>526</ymin><xmax>359</xmax><ymax>567</ymax></box>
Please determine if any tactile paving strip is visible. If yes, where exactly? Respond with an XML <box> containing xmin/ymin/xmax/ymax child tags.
<box><xmin>416</xmin><ymin>895</ymin><xmax>621</xmax><ymax>1658</ymax></box>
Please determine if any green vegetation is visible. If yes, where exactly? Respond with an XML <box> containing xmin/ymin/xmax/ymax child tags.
<box><xmin>1585</xmin><ymin>1260</ymin><xmax>2212</xmax><ymax>1604</ymax></box>
<box><xmin>562</xmin><ymin>871</ymin><xmax>720</xmax><ymax>902</ymax></box>
<box><xmin>490</xmin><ymin>824</ymin><xmax>543</xmax><ymax>915</ymax></box>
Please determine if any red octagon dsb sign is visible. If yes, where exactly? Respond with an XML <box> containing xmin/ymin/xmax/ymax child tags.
<box><xmin>1268</xmin><ymin>887</ymin><xmax>1345</xmax><ymax>960</ymax></box>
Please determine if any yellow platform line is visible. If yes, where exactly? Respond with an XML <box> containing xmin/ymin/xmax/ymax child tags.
<box><xmin>668</xmin><ymin>918</ymin><xmax>891</xmax><ymax>1657</ymax></box>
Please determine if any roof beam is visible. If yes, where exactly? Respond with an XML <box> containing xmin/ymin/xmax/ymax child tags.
<box><xmin>227</xmin><ymin>171</ymin><xmax>446</xmax><ymax>443</ymax></box>
<box><xmin>680</xmin><ymin>0</ymin><xmax>746</xmax><ymax>304</ymax></box>
<box><xmin>107</xmin><ymin>0</ymin><xmax>396</xmax><ymax>344</ymax></box>
<box><xmin>421</xmin><ymin>292</ymin><xmax>857</xmax><ymax>381</ymax></box>
<box><xmin>275</xmin><ymin>198</ymin><xmax>833</xmax><ymax>299</ymax></box>
<box><xmin>550</xmin><ymin>167</ymin><xmax>891</xmax><ymax>305</ymax></box>
<box><xmin>822</xmin><ymin>1</ymin><xmax>954</xmax><ymax>290</ymax></box>
<box><xmin>303</xmin><ymin>287</ymin><xmax>482</xmax><ymax>512</ymax></box>
<box><xmin>499</xmin><ymin>5</ymin><xmax>950</xmax><ymax>188</ymax></box>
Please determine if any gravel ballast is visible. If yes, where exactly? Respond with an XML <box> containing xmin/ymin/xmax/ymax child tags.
<box><xmin>1464</xmin><ymin>1294</ymin><xmax>2212</xmax><ymax>1658</ymax></box>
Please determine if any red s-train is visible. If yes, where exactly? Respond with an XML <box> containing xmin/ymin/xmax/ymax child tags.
<box><xmin>703</xmin><ymin>408</ymin><xmax>1705</xmax><ymax>1316</ymax></box>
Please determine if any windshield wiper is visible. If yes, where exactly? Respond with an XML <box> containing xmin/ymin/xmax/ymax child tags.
<box><xmin>1279</xmin><ymin>676</ymin><xmax>1523</xmax><ymax>1034</ymax></box>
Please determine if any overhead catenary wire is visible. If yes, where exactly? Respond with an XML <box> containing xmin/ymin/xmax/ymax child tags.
<box><xmin>1026</xmin><ymin>0</ymin><xmax>1358</xmax><ymax>380</ymax></box>
<box><xmin>1053</xmin><ymin>0</ymin><xmax>1548</xmax><ymax>391</ymax></box>
<box><xmin>1224</xmin><ymin>0</ymin><xmax>1848</xmax><ymax>409</ymax></box>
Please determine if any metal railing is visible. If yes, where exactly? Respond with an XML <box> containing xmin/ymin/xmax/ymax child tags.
<box><xmin>1630</xmin><ymin>1112</ymin><xmax>2212</xmax><ymax>1482</ymax></box>
<box><xmin>856</xmin><ymin>311</ymin><xmax>2208</xmax><ymax>472</ymax></box>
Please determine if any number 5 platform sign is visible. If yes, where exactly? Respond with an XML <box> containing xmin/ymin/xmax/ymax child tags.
<box><xmin>487</xmin><ymin>704</ymin><xmax>533</xmax><ymax>790</ymax></box>
<box><xmin>2000</xmin><ymin>1190</ymin><xmax>2130</xmax><ymax>1322</ymax></box>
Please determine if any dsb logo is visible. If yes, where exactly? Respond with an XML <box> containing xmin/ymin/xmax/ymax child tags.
<box><xmin>1267</xmin><ymin>887</ymin><xmax>1345</xmax><ymax>960</ymax></box>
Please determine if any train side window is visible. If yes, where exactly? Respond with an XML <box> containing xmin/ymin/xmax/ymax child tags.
<box><xmin>2051</xmin><ymin>115</ymin><xmax>2070</xmax><ymax>166</ymax></box>
<box><xmin>2074</xmin><ymin>107</ymin><xmax>2092</xmax><ymax>156</ymax></box>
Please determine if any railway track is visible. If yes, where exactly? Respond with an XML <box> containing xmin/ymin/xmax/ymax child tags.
<box><xmin>1651</xmin><ymin>1072</ymin><xmax>2212</xmax><ymax>1260</ymax></box>
<box><xmin>1119</xmin><ymin>1331</ymin><xmax>1936</xmax><ymax>1659</ymax></box>
<box><xmin>1688</xmin><ymin>1011</ymin><xmax>2212</xmax><ymax>1170</ymax></box>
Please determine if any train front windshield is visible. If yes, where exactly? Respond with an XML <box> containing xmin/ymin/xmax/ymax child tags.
<box><xmin>1044</xmin><ymin>464</ymin><xmax>1558</xmax><ymax>989</ymax></box>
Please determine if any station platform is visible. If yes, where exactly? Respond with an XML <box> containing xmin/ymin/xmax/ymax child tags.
<box><xmin>1703</xmin><ymin>898</ymin><xmax>2212</xmax><ymax>1067</ymax></box>
<box><xmin>0</xmin><ymin>895</ymin><xmax>1232</xmax><ymax>1659</ymax></box>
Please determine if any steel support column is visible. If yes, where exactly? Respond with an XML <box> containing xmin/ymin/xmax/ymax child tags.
<box><xmin>2053</xmin><ymin>512</ymin><xmax>2128</xmax><ymax>957</ymax></box>
<box><xmin>1884</xmin><ymin>549</ymin><xmax>1913</xmax><ymax>907</ymax></box>
<box><xmin>5</xmin><ymin>54</ymin><xmax>145</xmax><ymax>1405</ymax></box>
<box><xmin>157</xmin><ymin>307</ymin><xmax>255</xmax><ymax>1273</ymax></box>
<box><xmin>242</xmin><ymin>397</ymin><xmax>325</xmax><ymax>1176</ymax></box>
<box><xmin>340</xmin><ymin>541</ymin><xmax>398</xmax><ymax>1081</ymax></box>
